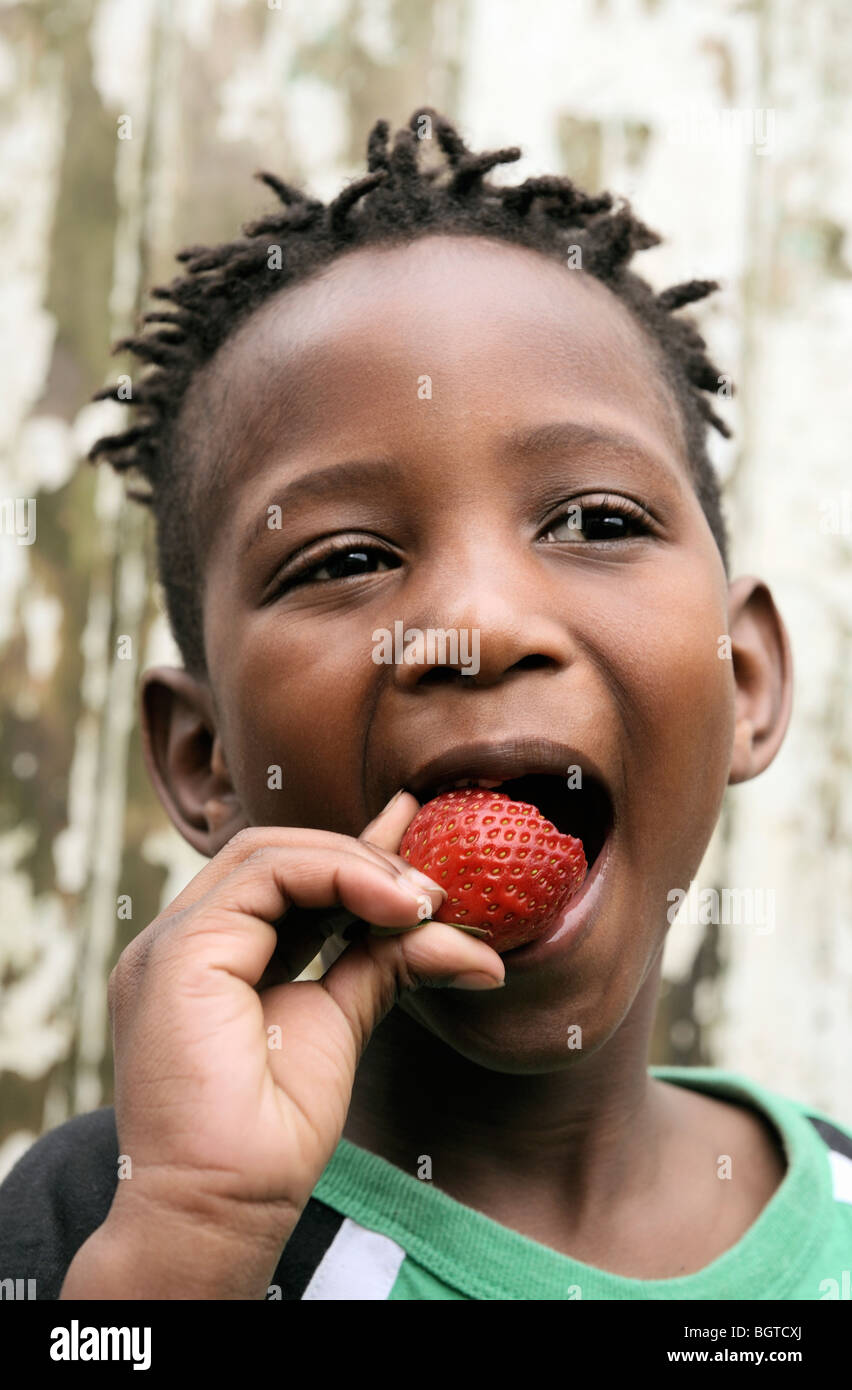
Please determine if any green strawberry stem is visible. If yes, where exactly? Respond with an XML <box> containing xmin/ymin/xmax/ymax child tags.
<box><xmin>444</xmin><ymin>921</ymin><xmax>492</xmax><ymax>939</ymax></box>
<box><xmin>368</xmin><ymin>918</ymin><xmax>492</xmax><ymax>940</ymax></box>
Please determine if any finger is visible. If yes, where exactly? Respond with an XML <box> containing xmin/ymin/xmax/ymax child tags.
<box><xmin>358</xmin><ymin>791</ymin><xmax>446</xmax><ymax>902</ymax></box>
<box><xmin>158</xmin><ymin>846</ymin><xmax>447</xmax><ymax>991</ymax></box>
<box><xmin>302</xmin><ymin>920</ymin><xmax>506</xmax><ymax>1057</ymax></box>
<box><xmin>158</xmin><ymin>824</ymin><xmax>425</xmax><ymax>922</ymax></box>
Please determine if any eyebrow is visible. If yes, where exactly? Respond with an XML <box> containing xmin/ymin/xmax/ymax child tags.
<box><xmin>501</xmin><ymin>420</ymin><xmax>681</xmax><ymax>481</ymax></box>
<box><xmin>242</xmin><ymin>457</ymin><xmax>401</xmax><ymax>554</ymax></box>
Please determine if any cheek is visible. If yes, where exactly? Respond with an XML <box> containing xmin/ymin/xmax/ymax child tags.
<box><xmin>214</xmin><ymin>607</ymin><xmax>377</xmax><ymax>828</ymax></box>
<box><xmin>590</xmin><ymin>568</ymin><xmax>735</xmax><ymax>846</ymax></box>
<box><xmin>627</xmin><ymin>610</ymin><xmax>734</xmax><ymax>745</ymax></box>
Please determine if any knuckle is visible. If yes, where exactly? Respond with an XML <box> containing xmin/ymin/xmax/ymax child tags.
<box><xmin>228</xmin><ymin>826</ymin><xmax>263</xmax><ymax>855</ymax></box>
<box><xmin>369</xmin><ymin>930</ymin><xmax>446</xmax><ymax>996</ymax></box>
<box><xmin>359</xmin><ymin>838</ymin><xmax>399</xmax><ymax>864</ymax></box>
<box><xmin>108</xmin><ymin>927</ymin><xmax>163</xmax><ymax>1010</ymax></box>
<box><xmin>243</xmin><ymin>843</ymin><xmax>277</xmax><ymax>867</ymax></box>
<box><xmin>106</xmin><ymin>949</ymin><xmax>138</xmax><ymax>1015</ymax></box>
<box><xmin>391</xmin><ymin>958</ymin><xmax>423</xmax><ymax>995</ymax></box>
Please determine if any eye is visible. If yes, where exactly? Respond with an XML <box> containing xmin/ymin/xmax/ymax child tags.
<box><xmin>308</xmin><ymin>547</ymin><xmax>392</xmax><ymax>583</ymax></box>
<box><xmin>538</xmin><ymin>495</ymin><xmax>652</xmax><ymax>545</ymax></box>
<box><xmin>269</xmin><ymin>537</ymin><xmax>399</xmax><ymax>597</ymax></box>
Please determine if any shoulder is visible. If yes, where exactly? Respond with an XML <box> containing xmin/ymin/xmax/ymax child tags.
<box><xmin>0</xmin><ymin>1108</ymin><xmax>119</xmax><ymax>1300</ymax></box>
<box><xmin>652</xmin><ymin>1063</ymin><xmax>852</xmax><ymax>1205</ymax></box>
<box><xmin>652</xmin><ymin>1065</ymin><xmax>852</xmax><ymax>1142</ymax></box>
<box><xmin>726</xmin><ymin>1069</ymin><xmax>852</xmax><ymax>1162</ymax></box>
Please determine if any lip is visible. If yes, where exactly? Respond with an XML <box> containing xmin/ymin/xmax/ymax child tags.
<box><xmin>500</xmin><ymin>829</ymin><xmax>612</xmax><ymax>971</ymax></box>
<box><xmin>405</xmin><ymin>736</ymin><xmax>612</xmax><ymax>806</ymax></box>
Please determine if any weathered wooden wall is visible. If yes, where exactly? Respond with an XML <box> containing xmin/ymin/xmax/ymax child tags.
<box><xmin>1</xmin><ymin>0</ymin><xmax>850</xmax><ymax>1179</ymax></box>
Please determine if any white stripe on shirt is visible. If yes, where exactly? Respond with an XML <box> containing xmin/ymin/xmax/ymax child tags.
<box><xmin>828</xmin><ymin>1149</ymin><xmax>852</xmax><ymax>1205</ymax></box>
<box><xmin>302</xmin><ymin>1216</ymin><xmax>406</xmax><ymax>1300</ymax></box>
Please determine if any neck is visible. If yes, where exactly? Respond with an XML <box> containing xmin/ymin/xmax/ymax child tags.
<box><xmin>343</xmin><ymin>957</ymin><xmax>671</xmax><ymax>1233</ymax></box>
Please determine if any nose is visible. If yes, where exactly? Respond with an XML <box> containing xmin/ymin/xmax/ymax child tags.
<box><xmin>389</xmin><ymin>547</ymin><xmax>576</xmax><ymax>691</ymax></box>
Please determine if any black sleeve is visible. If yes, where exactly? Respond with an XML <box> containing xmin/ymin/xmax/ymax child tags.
<box><xmin>0</xmin><ymin>1107</ymin><xmax>120</xmax><ymax>1300</ymax></box>
<box><xmin>0</xmin><ymin>1105</ymin><xmax>345</xmax><ymax>1300</ymax></box>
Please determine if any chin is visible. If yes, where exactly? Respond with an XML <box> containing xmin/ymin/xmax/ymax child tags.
<box><xmin>397</xmin><ymin>978</ymin><xmax>625</xmax><ymax>1076</ymax></box>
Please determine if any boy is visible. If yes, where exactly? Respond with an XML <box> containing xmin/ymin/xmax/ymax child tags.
<box><xmin>1</xmin><ymin>109</ymin><xmax>850</xmax><ymax>1301</ymax></box>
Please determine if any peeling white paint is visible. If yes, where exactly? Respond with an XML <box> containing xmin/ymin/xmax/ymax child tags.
<box><xmin>0</xmin><ymin>833</ymin><xmax>75</xmax><ymax>1080</ymax></box>
<box><xmin>279</xmin><ymin>0</ymin><xmax>348</xmax><ymax>48</ymax></box>
<box><xmin>0</xmin><ymin>526</ymin><xmax>27</xmax><ymax>650</ymax></box>
<box><xmin>16</xmin><ymin>415</ymin><xmax>76</xmax><ymax>494</ymax></box>
<box><xmin>52</xmin><ymin>712</ymin><xmax>101</xmax><ymax>896</ymax></box>
<box><xmin>141</xmin><ymin>826</ymin><xmax>206</xmax><ymax>913</ymax></box>
<box><xmin>89</xmin><ymin>0</ymin><xmax>155</xmax><ymax>114</ymax></box>
<box><xmin>0</xmin><ymin>73</ymin><xmax>64</xmax><ymax>461</ymax></box>
<box><xmin>285</xmin><ymin>77</ymin><xmax>348</xmax><ymax>180</ymax></box>
<box><xmin>21</xmin><ymin>588</ymin><xmax>63</xmax><ymax>683</ymax></box>
<box><xmin>354</xmin><ymin>0</ymin><xmax>397</xmax><ymax>65</ymax></box>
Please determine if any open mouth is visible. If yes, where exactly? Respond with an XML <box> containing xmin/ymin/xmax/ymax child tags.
<box><xmin>417</xmin><ymin>770</ymin><xmax>613</xmax><ymax>872</ymax></box>
<box><xmin>492</xmin><ymin>773</ymin><xmax>610</xmax><ymax>869</ymax></box>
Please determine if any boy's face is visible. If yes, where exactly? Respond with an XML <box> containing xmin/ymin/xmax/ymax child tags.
<box><xmin>147</xmin><ymin>235</ymin><xmax>791</xmax><ymax>1070</ymax></box>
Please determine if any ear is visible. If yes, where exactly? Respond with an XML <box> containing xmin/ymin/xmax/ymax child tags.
<box><xmin>140</xmin><ymin>666</ymin><xmax>250</xmax><ymax>857</ymax></box>
<box><xmin>727</xmin><ymin>576</ymin><xmax>793</xmax><ymax>784</ymax></box>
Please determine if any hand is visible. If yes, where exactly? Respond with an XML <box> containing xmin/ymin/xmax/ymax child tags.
<box><xmin>62</xmin><ymin>792</ymin><xmax>504</xmax><ymax>1298</ymax></box>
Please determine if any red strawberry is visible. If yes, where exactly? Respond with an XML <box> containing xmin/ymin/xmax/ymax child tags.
<box><xmin>400</xmin><ymin>787</ymin><xmax>587</xmax><ymax>952</ymax></box>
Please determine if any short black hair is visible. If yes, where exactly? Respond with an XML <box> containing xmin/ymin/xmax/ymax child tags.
<box><xmin>89</xmin><ymin>108</ymin><xmax>732</xmax><ymax>676</ymax></box>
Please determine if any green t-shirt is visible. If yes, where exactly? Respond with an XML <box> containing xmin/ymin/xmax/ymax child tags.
<box><xmin>298</xmin><ymin>1066</ymin><xmax>852</xmax><ymax>1300</ymax></box>
<box><xmin>0</xmin><ymin>1063</ymin><xmax>849</xmax><ymax>1300</ymax></box>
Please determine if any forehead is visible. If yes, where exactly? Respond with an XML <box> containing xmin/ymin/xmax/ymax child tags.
<box><xmin>182</xmin><ymin>234</ymin><xmax>687</xmax><ymax>528</ymax></box>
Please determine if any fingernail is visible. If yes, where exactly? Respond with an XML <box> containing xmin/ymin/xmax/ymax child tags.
<box><xmin>369</xmin><ymin>888</ymin><xmax>436</xmax><ymax>934</ymax></box>
<box><xmin>448</xmin><ymin>972</ymin><xmax>506</xmax><ymax>991</ymax></box>
<box><xmin>378</xmin><ymin>788</ymin><xmax>405</xmax><ymax>815</ymax></box>
<box><xmin>402</xmin><ymin>865</ymin><xmax>448</xmax><ymax>899</ymax></box>
<box><xmin>398</xmin><ymin>882</ymin><xmax>441</xmax><ymax>921</ymax></box>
